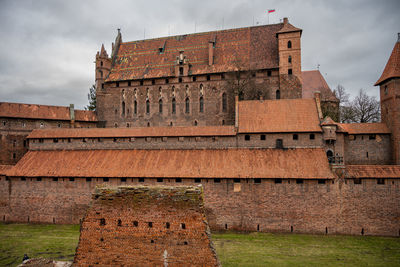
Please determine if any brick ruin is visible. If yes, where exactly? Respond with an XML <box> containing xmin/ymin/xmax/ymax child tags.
<box><xmin>74</xmin><ymin>185</ymin><xmax>219</xmax><ymax>266</ymax></box>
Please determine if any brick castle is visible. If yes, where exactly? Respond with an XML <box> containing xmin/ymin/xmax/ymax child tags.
<box><xmin>0</xmin><ymin>18</ymin><xmax>399</xmax><ymax>237</ymax></box>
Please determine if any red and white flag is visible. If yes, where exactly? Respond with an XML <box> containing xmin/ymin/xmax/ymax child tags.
<box><xmin>268</xmin><ymin>9</ymin><xmax>275</xmax><ymax>13</ymax></box>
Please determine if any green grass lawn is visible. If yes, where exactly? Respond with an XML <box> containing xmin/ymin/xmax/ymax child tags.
<box><xmin>0</xmin><ymin>223</ymin><xmax>399</xmax><ymax>267</ymax></box>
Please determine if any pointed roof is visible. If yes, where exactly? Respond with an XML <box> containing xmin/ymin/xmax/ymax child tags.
<box><xmin>375</xmin><ymin>34</ymin><xmax>400</xmax><ymax>85</ymax></box>
<box><xmin>276</xmin><ymin>18</ymin><xmax>302</xmax><ymax>36</ymax></box>
<box><xmin>321</xmin><ymin>116</ymin><xmax>337</xmax><ymax>126</ymax></box>
<box><xmin>302</xmin><ymin>70</ymin><xmax>338</xmax><ymax>102</ymax></box>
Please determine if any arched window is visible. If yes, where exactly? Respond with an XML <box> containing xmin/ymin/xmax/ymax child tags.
<box><xmin>288</xmin><ymin>55</ymin><xmax>292</xmax><ymax>63</ymax></box>
<box><xmin>287</xmin><ymin>40</ymin><xmax>292</xmax><ymax>49</ymax></box>
<box><xmin>146</xmin><ymin>99</ymin><xmax>150</xmax><ymax>114</ymax></box>
<box><xmin>199</xmin><ymin>96</ymin><xmax>204</xmax><ymax>113</ymax></box>
<box><xmin>122</xmin><ymin>101</ymin><xmax>125</xmax><ymax>116</ymax></box>
<box><xmin>159</xmin><ymin>99</ymin><xmax>163</xmax><ymax>114</ymax></box>
<box><xmin>326</xmin><ymin>150</ymin><xmax>334</xmax><ymax>163</ymax></box>
<box><xmin>172</xmin><ymin>98</ymin><xmax>176</xmax><ymax>114</ymax></box>
<box><xmin>194</xmin><ymin>120</ymin><xmax>198</xmax><ymax>126</ymax></box>
<box><xmin>222</xmin><ymin>93</ymin><xmax>227</xmax><ymax>112</ymax></box>
<box><xmin>99</xmin><ymin>70</ymin><xmax>103</xmax><ymax>78</ymax></box>
<box><xmin>134</xmin><ymin>100</ymin><xmax>137</xmax><ymax>114</ymax></box>
<box><xmin>276</xmin><ymin>90</ymin><xmax>280</xmax><ymax>99</ymax></box>
<box><xmin>185</xmin><ymin>97</ymin><xmax>190</xmax><ymax>114</ymax></box>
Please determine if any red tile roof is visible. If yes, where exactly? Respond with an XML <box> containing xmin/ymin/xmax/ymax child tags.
<box><xmin>238</xmin><ymin>99</ymin><xmax>322</xmax><ymax>133</ymax></box>
<box><xmin>276</xmin><ymin>22</ymin><xmax>302</xmax><ymax>35</ymax></box>
<box><xmin>345</xmin><ymin>165</ymin><xmax>400</xmax><ymax>178</ymax></box>
<box><xmin>321</xmin><ymin>117</ymin><xmax>337</xmax><ymax>126</ymax></box>
<box><xmin>107</xmin><ymin>23</ymin><xmax>287</xmax><ymax>82</ymax></box>
<box><xmin>302</xmin><ymin>70</ymin><xmax>338</xmax><ymax>102</ymax></box>
<box><xmin>338</xmin><ymin>123</ymin><xmax>390</xmax><ymax>134</ymax></box>
<box><xmin>0</xmin><ymin>102</ymin><xmax>97</xmax><ymax>122</ymax></box>
<box><xmin>375</xmin><ymin>40</ymin><xmax>400</xmax><ymax>85</ymax></box>
<box><xmin>6</xmin><ymin>148</ymin><xmax>335</xmax><ymax>179</ymax></box>
<box><xmin>0</xmin><ymin>165</ymin><xmax>13</xmax><ymax>176</ymax></box>
<box><xmin>27</xmin><ymin>126</ymin><xmax>236</xmax><ymax>139</ymax></box>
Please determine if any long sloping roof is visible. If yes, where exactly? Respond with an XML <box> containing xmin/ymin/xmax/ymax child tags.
<box><xmin>238</xmin><ymin>98</ymin><xmax>322</xmax><ymax>133</ymax></box>
<box><xmin>345</xmin><ymin>165</ymin><xmax>400</xmax><ymax>178</ymax></box>
<box><xmin>338</xmin><ymin>123</ymin><xmax>391</xmax><ymax>134</ymax></box>
<box><xmin>107</xmin><ymin>22</ymin><xmax>299</xmax><ymax>81</ymax></box>
<box><xmin>0</xmin><ymin>102</ymin><xmax>97</xmax><ymax>122</ymax></box>
<box><xmin>375</xmin><ymin>40</ymin><xmax>400</xmax><ymax>85</ymax></box>
<box><xmin>27</xmin><ymin>126</ymin><xmax>236</xmax><ymax>139</ymax></box>
<box><xmin>302</xmin><ymin>70</ymin><xmax>338</xmax><ymax>102</ymax></box>
<box><xmin>0</xmin><ymin>165</ymin><xmax>13</xmax><ymax>176</ymax></box>
<box><xmin>6</xmin><ymin>148</ymin><xmax>335</xmax><ymax>179</ymax></box>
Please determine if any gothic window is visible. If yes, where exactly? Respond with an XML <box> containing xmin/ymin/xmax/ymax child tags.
<box><xmin>287</xmin><ymin>40</ymin><xmax>292</xmax><ymax>48</ymax></box>
<box><xmin>159</xmin><ymin>99</ymin><xmax>163</xmax><ymax>114</ymax></box>
<box><xmin>134</xmin><ymin>100</ymin><xmax>137</xmax><ymax>114</ymax></box>
<box><xmin>288</xmin><ymin>55</ymin><xmax>292</xmax><ymax>63</ymax></box>
<box><xmin>122</xmin><ymin>101</ymin><xmax>125</xmax><ymax>116</ymax></box>
<box><xmin>199</xmin><ymin>96</ymin><xmax>204</xmax><ymax>113</ymax></box>
<box><xmin>222</xmin><ymin>93</ymin><xmax>227</xmax><ymax>112</ymax></box>
<box><xmin>172</xmin><ymin>98</ymin><xmax>176</xmax><ymax>114</ymax></box>
<box><xmin>276</xmin><ymin>90</ymin><xmax>280</xmax><ymax>99</ymax></box>
<box><xmin>100</xmin><ymin>61</ymin><xmax>103</xmax><ymax>67</ymax></box>
<box><xmin>185</xmin><ymin>97</ymin><xmax>190</xmax><ymax>113</ymax></box>
<box><xmin>146</xmin><ymin>99</ymin><xmax>150</xmax><ymax>114</ymax></box>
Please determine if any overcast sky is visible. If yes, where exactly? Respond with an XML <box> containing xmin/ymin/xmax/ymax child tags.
<box><xmin>0</xmin><ymin>0</ymin><xmax>399</xmax><ymax>109</ymax></box>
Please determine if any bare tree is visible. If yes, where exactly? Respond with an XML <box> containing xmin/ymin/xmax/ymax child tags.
<box><xmin>339</xmin><ymin>88</ymin><xmax>380</xmax><ymax>123</ymax></box>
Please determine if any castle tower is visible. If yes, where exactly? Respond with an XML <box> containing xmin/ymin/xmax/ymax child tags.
<box><xmin>276</xmin><ymin>17</ymin><xmax>303</xmax><ymax>99</ymax></box>
<box><xmin>375</xmin><ymin>33</ymin><xmax>400</xmax><ymax>164</ymax></box>
<box><xmin>95</xmin><ymin>44</ymin><xmax>111</xmax><ymax>91</ymax></box>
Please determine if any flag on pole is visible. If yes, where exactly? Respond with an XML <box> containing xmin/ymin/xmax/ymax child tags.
<box><xmin>268</xmin><ymin>9</ymin><xmax>275</xmax><ymax>13</ymax></box>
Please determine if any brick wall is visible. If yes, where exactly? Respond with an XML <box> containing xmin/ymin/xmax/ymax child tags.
<box><xmin>73</xmin><ymin>186</ymin><xmax>220</xmax><ymax>266</ymax></box>
<box><xmin>344</xmin><ymin>134</ymin><xmax>392</xmax><ymax>165</ymax></box>
<box><xmin>2</xmin><ymin>176</ymin><xmax>399</xmax><ymax>236</ymax></box>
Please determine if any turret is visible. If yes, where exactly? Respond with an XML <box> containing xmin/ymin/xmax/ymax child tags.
<box><xmin>95</xmin><ymin>44</ymin><xmax>111</xmax><ymax>91</ymax></box>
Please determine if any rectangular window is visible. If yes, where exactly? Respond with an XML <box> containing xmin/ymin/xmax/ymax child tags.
<box><xmin>157</xmin><ymin>178</ymin><xmax>163</xmax><ymax>183</ymax></box>
<box><xmin>254</xmin><ymin>178</ymin><xmax>261</xmax><ymax>184</ymax></box>
<box><xmin>53</xmin><ymin>138</ymin><xmax>58</xmax><ymax>143</ymax></box>
<box><xmin>377</xmin><ymin>178</ymin><xmax>385</xmax><ymax>185</ymax></box>
<box><xmin>233</xmin><ymin>178</ymin><xmax>241</xmax><ymax>183</ymax></box>
<box><xmin>175</xmin><ymin>178</ymin><xmax>182</xmax><ymax>183</ymax></box>
<box><xmin>296</xmin><ymin>179</ymin><xmax>304</xmax><ymax>184</ymax></box>
<box><xmin>245</xmin><ymin>135</ymin><xmax>250</xmax><ymax>141</ymax></box>
<box><xmin>354</xmin><ymin>178</ymin><xmax>361</xmax><ymax>184</ymax></box>
<box><xmin>214</xmin><ymin>178</ymin><xmax>221</xmax><ymax>183</ymax></box>
<box><xmin>274</xmin><ymin>178</ymin><xmax>282</xmax><ymax>184</ymax></box>
<box><xmin>318</xmin><ymin>179</ymin><xmax>326</xmax><ymax>184</ymax></box>
<box><xmin>369</xmin><ymin>134</ymin><xmax>376</xmax><ymax>140</ymax></box>
<box><xmin>310</xmin><ymin>134</ymin><xmax>315</xmax><ymax>140</ymax></box>
<box><xmin>86</xmin><ymin>178</ymin><xmax>92</xmax><ymax>182</ymax></box>
<box><xmin>52</xmin><ymin>177</ymin><xmax>58</xmax><ymax>182</ymax></box>
<box><xmin>260</xmin><ymin>134</ymin><xmax>266</xmax><ymax>141</ymax></box>
<box><xmin>120</xmin><ymin>178</ymin><xmax>127</xmax><ymax>182</ymax></box>
<box><xmin>276</xmin><ymin>139</ymin><xmax>283</xmax><ymax>149</ymax></box>
<box><xmin>267</xmin><ymin>70</ymin><xmax>272</xmax><ymax>77</ymax></box>
<box><xmin>103</xmin><ymin>178</ymin><xmax>109</xmax><ymax>182</ymax></box>
<box><xmin>194</xmin><ymin>178</ymin><xmax>201</xmax><ymax>183</ymax></box>
<box><xmin>139</xmin><ymin>178</ymin><xmax>145</xmax><ymax>183</ymax></box>
<box><xmin>293</xmin><ymin>134</ymin><xmax>298</xmax><ymax>140</ymax></box>
<box><xmin>69</xmin><ymin>178</ymin><xmax>75</xmax><ymax>182</ymax></box>
<box><xmin>21</xmin><ymin>177</ymin><xmax>26</xmax><ymax>181</ymax></box>
<box><xmin>288</xmin><ymin>69</ymin><xmax>293</xmax><ymax>75</ymax></box>
<box><xmin>36</xmin><ymin>177</ymin><xmax>42</xmax><ymax>181</ymax></box>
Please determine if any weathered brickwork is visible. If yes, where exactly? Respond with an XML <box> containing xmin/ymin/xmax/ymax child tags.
<box><xmin>1</xmin><ymin>177</ymin><xmax>399</xmax><ymax>236</ymax></box>
<box><xmin>343</xmin><ymin>134</ymin><xmax>392</xmax><ymax>165</ymax></box>
<box><xmin>73</xmin><ymin>186</ymin><xmax>220</xmax><ymax>266</ymax></box>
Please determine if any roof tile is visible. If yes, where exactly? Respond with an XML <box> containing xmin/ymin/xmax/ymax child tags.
<box><xmin>346</xmin><ymin>165</ymin><xmax>400</xmax><ymax>178</ymax></box>
<box><xmin>375</xmin><ymin>40</ymin><xmax>400</xmax><ymax>85</ymax></box>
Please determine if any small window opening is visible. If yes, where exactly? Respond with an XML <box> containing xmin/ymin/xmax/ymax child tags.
<box><xmin>318</xmin><ymin>179</ymin><xmax>326</xmax><ymax>184</ymax></box>
<box><xmin>121</xmin><ymin>178</ymin><xmax>127</xmax><ymax>182</ymax></box>
<box><xmin>260</xmin><ymin>134</ymin><xmax>266</xmax><ymax>141</ymax></box>
<box><xmin>225</xmin><ymin>224</ymin><xmax>228</xmax><ymax>230</ymax></box>
<box><xmin>377</xmin><ymin>178</ymin><xmax>385</xmax><ymax>185</ymax></box>
<box><xmin>103</xmin><ymin>177</ymin><xmax>109</xmax><ymax>182</ymax></box>
<box><xmin>274</xmin><ymin>178</ymin><xmax>282</xmax><ymax>184</ymax></box>
<box><xmin>100</xmin><ymin>218</ymin><xmax>106</xmax><ymax>226</ymax></box>
<box><xmin>175</xmin><ymin>178</ymin><xmax>182</xmax><ymax>183</ymax></box>
<box><xmin>222</xmin><ymin>93</ymin><xmax>227</xmax><ymax>112</ymax></box>
<box><xmin>86</xmin><ymin>178</ymin><xmax>92</xmax><ymax>182</ymax></box>
<box><xmin>267</xmin><ymin>70</ymin><xmax>272</xmax><ymax>77</ymax></box>
<box><xmin>21</xmin><ymin>177</ymin><xmax>27</xmax><ymax>181</ymax></box>
<box><xmin>118</xmin><ymin>219</ymin><xmax>122</xmax><ymax>226</ymax></box>
<box><xmin>199</xmin><ymin>96</ymin><xmax>204</xmax><ymax>113</ymax></box>
<box><xmin>172</xmin><ymin>98</ymin><xmax>176</xmax><ymax>114</ymax></box>
<box><xmin>152</xmin><ymin>79</ymin><xmax>155</xmax><ymax>85</ymax></box>
<box><xmin>291</xmin><ymin>226</ymin><xmax>293</xmax><ymax>232</ymax></box>
<box><xmin>221</xmin><ymin>74</ymin><xmax>225</xmax><ymax>80</ymax></box>
<box><xmin>288</xmin><ymin>69</ymin><xmax>293</xmax><ymax>75</ymax></box>
<box><xmin>222</xmin><ymin>120</ymin><xmax>225</xmax><ymax>125</ymax></box>
<box><xmin>179</xmin><ymin>77</ymin><xmax>182</xmax><ymax>83</ymax></box>
<box><xmin>179</xmin><ymin>67</ymin><xmax>184</xmax><ymax>76</ymax></box>
<box><xmin>296</xmin><ymin>179</ymin><xmax>304</xmax><ymax>184</ymax></box>
<box><xmin>52</xmin><ymin>178</ymin><xmax>58</xmax><ymax>182</ymax></box>
<box><xmin>194</xmin><ymin>178</ymin><xmax>201</xmax><ymax>183</ymax></box>
<box><xmin>326</xmin><ymin>227</ymin><xmax>328</xmax><ymax>234</ymax></box>
<box><xmin>166</xmin><ymin>78</ymin><xmax>169</xmax><ymax>84</ymax></box>
<box><xmin>276</xmin><ymin>139</ymin><xmax>283</xmax><ymax>149</ymax></box>
<box><xmin>288</xmin><ymin>55</ymin><xmax>292</xmax><ymax>63</ymax></box>
<box><xmin>166</xmin><ymin>222</ymin><xmax>170</xmax><ymax>229</ymax></box>
<box><xmin>257</xmin><ymin>224</ymin><xmax>260</xmax><ymax>231</ymax></box>
<box><xmin>184</xmin><ymin>241</ymin><xmax>188</xmax><ymax>245</ymax></box>
<box><xmin>354</xmin><ymin>178</ymin><xmax>361</xmax><ymax>184</ymax></box>
<box><xmin>133</xmin><ymin>221</ymin><xmax>138</xmax><ymax>227</ymax></box>
<box><xmin>151</xmin><ymin>240</ymin><xmax>154</xmax><ymax>243</ymax></box>
<box><xmin>128</xmin><ymin>81</ymin><xmax>131</xmax><ymax>86</ymax></box>
<box><xmin>139</xmin><ymin>178</ymin><xmax>145</xmax><ymax>183</ymax></box>
<box><xmin>12</xmin><ymin>153</ymin><xmax>16</xmax><ymax>159</ymax></box>
<box><xmin>134</xmin><ymin>100</ymin><xmax>137</xmax><ymax>114</ymax></box>
<box><xmin>100</xmin><ymin>61</ymin><xmax>103</xmax><ymax>66</ymax></box>
<box><xmin>116</xmin><ymin>82</ymin><xmax>119</xmax><ymax>87</ymax></box>
<box><xmin>245</xmin><ymin>134</ymin><xmax>251</xmax><ymax>141</ymax></box>
<box><xmin>148</xmin><ymin>222</ymin><xmax>153</xmax><ymax>228</ymax></box>
<box><xmin>159</xmin><ymin>99</ymin><xmax>163</xmax><ymax>114</ymax></box>
<box><xmin>193</xmin><ymin>76</ymin><xmax>197</xmax><ymax>82</ymax></box>
<box><xmin>157</xmin><ymin>178</ymin><xmax>163</xmax><ymax>183</ymax></box>
<box><xmin>288</xmin><ymin>40</ymin><xmax>292</xmax><ymax>48</ymax></box>
<box><xmin>310</xmin><ymin>133</ymin><xmax>315</xmax><ymax>140</ymax></box>
<box><xmin>146</xmin><ymin>99</ymin><xmax>150</xmax><ymax>114</ymax></box>
<box><xmin>214</xmin><ymin>178</ymin><xmax>221</xmax><ymax>183</ymax></box>
<box><xmin>233</xmin><ymin>178</ymin><xmax>240</xmax><ymax>183</ymax></box>
<box><xmin>384</xmin><ymin>85</ymin><xmax>388</xmax><ymax>95</ymax></box>
<box><xmin>207</xmin><ymin>75</ymin><xmax>210</xmax><ymax>81</ymax></box>
<box><xmin>254</xmin><ymin>178</ymin><xmax>261</xmax><ymax>184</ymax></box>
<box><xmin>69</xmin><ymin>178</ymin><xmax>75</xmax><ymax>182</ymax></box>
<box><xmin>181</xmin><ymin>223</ymin><xmax>186</xmax><ymax>229</ymax></box>
<box><xmin>185</xmin><ymin>97</ymin><xmax>190</xmax><ymax>113</ymax></box>
<box><xmin>276</xmin><ymin>90</ymin><xmax>280</xmax><ymax>99</ymax></box>
<box><xmin>140</xmin><ymin>80</ymin><xmax>144</xmax><ymax>86</ymax></box>
<box><xmin>361</xmin><ymin>228</ymin><xmax>364</xmax><ymax>235</ymax></box>
<box><xmin>366</xmin><ymin>152</ymin><xmax>369</xmax><ymax>158</ymax></box>
<box><xmin>293</xmin><ymin>134</ymin><xmax>298</xmax><ymax>140</ymax></box>
<box><xmin>369</xmin><ymin>134</ymin><xmax>376</xmax><ymax>140</ymax></box>
<box><xmin>113</xmin><ymin>138</ymin><xmax>117</xmax><ymax>142</ymax></box>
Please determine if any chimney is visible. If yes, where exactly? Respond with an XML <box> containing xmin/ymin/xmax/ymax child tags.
<box><xmin>314</xmin><ymin>91</ymin><xmax>323</xmax><ymax>120</ymax></box>
<box><xmin>283</xmin><ymin>17</ymin><xmax>288</xmax><ymax>24</ymax></box>
<box><xmin>208</xmin><ymin>42</ymin><xmax>214</xmax><ymax>66</ymax></box>
<box><xmin>235</xmin><ymin>95</ymin><xmax>239</xmax><ymax>128</ymax></box>
<box><xmin>69</xmin><ymin>104</ymin><xmax>75</xmax><ymax>127</ymax></box>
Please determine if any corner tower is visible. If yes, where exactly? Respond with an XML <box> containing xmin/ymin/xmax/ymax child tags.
<box><xmin>276</xmin><ymin>17</ymin><xmax>302</xmax><ymax>99</ymax></box>
<box><xmin>375</xmin><ymin>33</ymin><xmax>400</xmax><ymax>164</ymax></box>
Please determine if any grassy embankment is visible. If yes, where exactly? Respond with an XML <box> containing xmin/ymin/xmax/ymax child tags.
<box><xmin>1</xmin><ymin>223</ymin><xmax>399</xmax><ymax>267</ymax></box>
